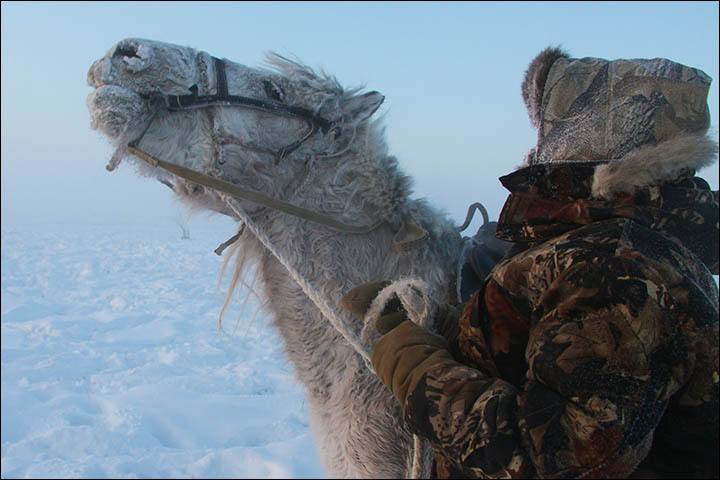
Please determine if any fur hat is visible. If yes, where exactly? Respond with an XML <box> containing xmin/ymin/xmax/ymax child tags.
<box><xmin>520</xmin><ymin>46</ymin><xmax>717</xmax><ymax>198</ymax></box>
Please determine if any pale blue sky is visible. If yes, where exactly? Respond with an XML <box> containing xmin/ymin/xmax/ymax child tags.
<box><xmin>1</xmin><ymin>1</ymin><xmax>718</xmax><ymax>231</ymax></box>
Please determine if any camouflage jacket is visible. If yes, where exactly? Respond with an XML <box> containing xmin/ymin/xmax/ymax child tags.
<box><xmin>371</xmin><ymin>162</ymin><xmax>719</xmax><ymax>478</ymax></box>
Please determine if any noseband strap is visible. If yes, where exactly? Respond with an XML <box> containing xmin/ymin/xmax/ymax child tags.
<box><xmin>165</xmin><ymin>57</ymin><xmax>331</xmax><ymax>160</ymax></box>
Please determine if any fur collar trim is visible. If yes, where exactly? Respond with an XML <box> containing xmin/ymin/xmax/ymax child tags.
<box><xmin>591</xmin><ymin>133</ymin><xmax>718</xmax><ymax>199</ymax></box>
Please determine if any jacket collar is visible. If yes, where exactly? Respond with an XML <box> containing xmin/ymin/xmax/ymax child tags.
<box><xmin>496</xmin><ymin>162</ymin><xmax>718</xmax><ymax>273</ymax></box>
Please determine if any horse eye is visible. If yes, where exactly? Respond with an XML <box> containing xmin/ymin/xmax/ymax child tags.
<box><xmin>263</xmin><ymin>80</ymin><xmax>285</xmax><ymax>102</ymax></box>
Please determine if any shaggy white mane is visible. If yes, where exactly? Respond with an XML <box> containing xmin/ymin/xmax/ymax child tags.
<box><xmin>264</xmin><ymin>53</ymin><xmax>348</xmax><ymax>116</ymax></box>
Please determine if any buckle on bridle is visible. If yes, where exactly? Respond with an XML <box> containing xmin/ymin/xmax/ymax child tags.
<box><xmin>166</xmin><ymin>84</ymin><xmax>199</xmax><ymax>110</ymax></box>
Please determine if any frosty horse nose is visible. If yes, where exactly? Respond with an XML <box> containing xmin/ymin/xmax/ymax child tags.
<box><xmin>87</xmin><ymin>38</ymin><xmax>211</xmax><ymax>97</ymax></box>
<box><xmin>87</xmin><ymin>39</ymin><xmax>154</xmax><ymax>89</ymax></box>
<box><xmin>109</xmin><ymin>39</ymin><xmax>151</xmax><ymax>74</ymax></box>
<box><xmin>112</xmin><ymin>41</ymin><xmax>140</xmax><ymax>59</ymax></box>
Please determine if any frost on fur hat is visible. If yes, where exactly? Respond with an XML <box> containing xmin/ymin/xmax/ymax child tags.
<box><xmin>521</xmin><ymin>47</ymin><xmax>712</xmax><ymax>165</ymax></box>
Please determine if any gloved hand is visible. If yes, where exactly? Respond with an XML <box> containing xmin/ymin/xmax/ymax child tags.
<box><xmin>342</xmin><ymin>280</ymin><xmax>462</xmax><ymax>339</ymax></box>
<box><xmin>342</xmin><ymin>281</ymin><xmax>461</xmax><ymax>409</ymax></box>
<box><xmin>342</xmin><ymin>280</ymin><xmax>408</xmax><ymax>335</ymax></box>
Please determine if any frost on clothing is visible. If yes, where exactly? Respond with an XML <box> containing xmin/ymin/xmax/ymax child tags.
<box><xmin>372</xmin><ymin>162</ymin><xmax>719</xmax><ymax>478</ymax></box>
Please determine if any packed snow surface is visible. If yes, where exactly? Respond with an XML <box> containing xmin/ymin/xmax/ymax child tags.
<box><xmin>1</xmin><ymin>224</ymin><xmax>327</xmax><ymax>478</ymax></box>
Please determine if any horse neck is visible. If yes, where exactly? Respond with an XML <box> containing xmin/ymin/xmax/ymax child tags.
<box><xmin>254</xmin><ymin>203</ymin><xmax>403</xmax><ymax>385</ymax></box>
<box><xmin>227</xmin><ymin>123</ymin><xmax>461</xmax><ymax>392</ymax></box>
<box><xmin>248</xmin><ymin>171</ymin><xmax>461</xmax><ymax>394</ymax></box>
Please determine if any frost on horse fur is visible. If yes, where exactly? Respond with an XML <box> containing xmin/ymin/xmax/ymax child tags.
<box><xmin>87</xmin><ymin>38</ymin><xmax>462</xmax><ymax>478</ymax></box>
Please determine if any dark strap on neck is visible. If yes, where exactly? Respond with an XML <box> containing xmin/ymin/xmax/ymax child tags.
<box><xmin>214</xmin><ymin>56</ymin><xmax>229</xmax><ymax>98</ymax></box>
<box><xmin>165</xmin><ymin>57</ymin><xmax>332</xmax><ymax>133</ymax></box>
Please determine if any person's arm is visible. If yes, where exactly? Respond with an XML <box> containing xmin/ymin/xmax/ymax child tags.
<box><xmin>371</xmin><ymin>257</ymin><xmax>692</xmax><ymax>478</ymax></box>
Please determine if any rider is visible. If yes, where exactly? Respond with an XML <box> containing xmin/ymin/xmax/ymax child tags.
<box><xmin>343</xmin><ymin>47</ymin><xmax>719</xmax><ymax>478</ymax></box>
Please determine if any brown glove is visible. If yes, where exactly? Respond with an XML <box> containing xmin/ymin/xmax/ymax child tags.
<box><xmin>342</xmin><ymin>281</ymin><xmax>458</xmax><ymax>409</ymax></box>
<box><xmin>341</xmin><ymin>281</ymin><xmax>408</xmax><ymax>334</ymax></box>
<box><xmin>370</xmin><ymin>320</ymin><xmax>454</xmax><ymax>411</ymax></box>
<box><xmin>342</xmin><ymin>281</ymin><xmax>462</xmax><ymax>339</ymax></box>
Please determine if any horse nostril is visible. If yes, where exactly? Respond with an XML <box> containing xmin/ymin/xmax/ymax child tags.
<box><xmin>113</xmin><ymin>43</ymin><xmax>139</xmax><ymax>59</ymax></box>
<box><xmin>112</xmin><ymin>42</ymin><xmax>149</xmax><ymax>73</ymax></box>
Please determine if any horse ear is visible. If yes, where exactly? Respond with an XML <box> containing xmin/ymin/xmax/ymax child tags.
<box><xmin>342</xmin><ymin>91</ymin><xmax>384</xmax><ymax>123</ymax></box>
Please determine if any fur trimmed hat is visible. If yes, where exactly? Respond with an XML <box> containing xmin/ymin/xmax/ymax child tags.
<box><xmin>521</xmin><ymin>47</ymin><xmax>712</xmax><ymax>164</ymax></box>
<box><xmin>520</xmin><ymin>47</ymin><xmax>717</xmax><ymax>198</ymax></box>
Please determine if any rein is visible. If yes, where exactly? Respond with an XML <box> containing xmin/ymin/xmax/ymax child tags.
<box><xmin>128</xmin><ymin>143</ymin><xmax>386</xmax><ymax>235</ymax></box>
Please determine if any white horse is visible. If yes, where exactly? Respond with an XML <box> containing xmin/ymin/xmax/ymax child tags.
<box><xmin>87</xmin><ymin>38</ymin><xmax>464</xmax><ymax>478</ymax></box>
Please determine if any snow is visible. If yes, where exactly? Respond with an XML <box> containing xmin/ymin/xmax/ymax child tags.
<box><xmin>4</xmin><ymin>221</ymin><xmax>716</xmax><ymax>479</ymax></box>
<box><xmin>1</xmin><ymin>224</ymin><xmax>327</xmax><ymax>478</ymax></box>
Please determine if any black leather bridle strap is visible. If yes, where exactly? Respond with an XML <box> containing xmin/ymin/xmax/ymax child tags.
<box><xmin>165</xmin><ymin>57</ymin><xmax>332</xmax><ymax>134</ymax></box>
<box><xmin>163</xmin><ymin>57</ymin><xmax>332</xmax><ymax>160</ymax></box>
<box><xmin>215</xmin><ymin>56</ymin><xmax>229</xmax><ymax>98</ymax></box>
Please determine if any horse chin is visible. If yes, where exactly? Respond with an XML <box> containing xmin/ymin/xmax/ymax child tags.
<box><xmin>87</xmin><ymin>85</ymin><xmax>151</xmax><ymax>143</ymax></box>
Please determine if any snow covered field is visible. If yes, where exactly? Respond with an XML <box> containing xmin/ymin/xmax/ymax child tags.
<box><xmin>1</xmin><ymin>224</ymin><xmax>327</xmax><ymax>478</ymax></box>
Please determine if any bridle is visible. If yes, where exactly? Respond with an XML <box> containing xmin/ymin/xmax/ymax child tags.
<box><xmin>166</xmin><ymin>57</ymin><xmax>333</xmax><ymax>160</ymax></box>
<box><xmin>130</xmin><ymin>57</ymin><xmax>333</xmax><ymax>161</ymax></box>
<box><xmin>125</xmin><ymin>57</ymin><xmax>429</xmax><ymax>250</ymax></box>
